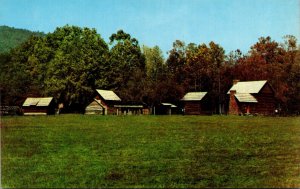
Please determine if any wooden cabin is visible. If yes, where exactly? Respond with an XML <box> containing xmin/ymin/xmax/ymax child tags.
<box><xmin>227</xmin><ymin>80</ymin><xmax>276</xmax><ymax>115</ymax></box>
<box><xmin>22</xmin><ymin>97</ymin><xmax>55</xmax><ymax>115</ymax></box>
<box><xmin>181</xmin><ymin>92</ymin><xmax>208</xmax><ymax>115</ymax></box>
<box><xmin>85</xmin><ymin>89</ymin><xmax>121</xmax><ymax>115</ymax></box>
<box><xmin>85</xmin><ymin>99</ymin><xmax>105</xmax><ymax>115</ymax></box>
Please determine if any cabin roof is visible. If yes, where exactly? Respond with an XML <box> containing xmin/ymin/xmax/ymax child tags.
<box><xmin>96</xmin><ymin>89</ymin><xmax>121</xmax><ymax>101</ymax></box>
<box><xmin>23</xmin><ymin>97</ymin><xmax>53</xmax><ymax>107</ymax></box>
<box><xmin>227</xmin><ymin>80</ymin><xmax>267</xmax><ymax>94</ymax></box>
<box><xmin>181</xmin><ymin>92</ymin><xmax>207</xmax><ymax>101</ymax></box>
<box><xmin>234</xmin><ymin>93</ymin><xmax>258</xmax><ymax>103</ymax></box>
<box><xmin>161</xmin><ymin>103</ymin><xmax>177</xmax><ymax>108</ymax></box>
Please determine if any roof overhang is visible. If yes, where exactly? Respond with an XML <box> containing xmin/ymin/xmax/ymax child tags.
<box><xmin>234</xmin><ymin>93</ymin><xmax>258</xmax><ymax>103</ymax></box>
<box><xmin>181</xmin><ymin>92</ymin><xmax>207</xmax><ymax>101</ymax></box>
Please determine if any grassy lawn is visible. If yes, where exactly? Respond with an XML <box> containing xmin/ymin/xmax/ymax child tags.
<box><xmin>1</xmin><ymin>115</ymin><xmax>300</xmax><ymax>188</ymax></box>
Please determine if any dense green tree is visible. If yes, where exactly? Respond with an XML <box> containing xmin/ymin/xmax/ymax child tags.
<box><xmin>142</xmin><ymin>45</ymin><xmax>169</xmax><ymax>106</ymax></box>
<box><xmin>109</xmin><ymin>30</ymin><xmax>146</xmax><ymax>102</ymax></box>
<box><xmin>44</xmin><ymin>26</ymin><xmax>109</xmax><ymax>111</ymax></box>
<box><xmin>142</xmin><ymin>45</ymin><xmax>165</xmax><ymax>81</ymax></box>
<box><xmin>0</xmin><ymin>36</ymin><xmax>42</xmax><ymax>105</ymax></box>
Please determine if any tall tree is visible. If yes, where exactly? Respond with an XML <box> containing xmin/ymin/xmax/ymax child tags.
<box><xmin>109</xmin><ymin>30</ymin><xmax>146</xmax><ymax>102</ymax></box>
<box><xmin>142</xmin><ymin>45</ymin><xmax>167</xmax><ymax>106</ymax></box>
<box><xmin>166</xmin><ymin>40</ymin><xmax>186</xmax><ymax>84</ymax></box>
<box><xmin>0</xmin><ymin>36</ymin><xmax>42</xmax><ymax>105</ymax></box>
<box><xmin>44</xmin><ymin>25</ymin><xmax>109</xmax><ymax>111</ymax></box>
<box><xmin>142</xmin><ymin>45</ymin><xmax>165</xmax><ymax>81</ymax></box>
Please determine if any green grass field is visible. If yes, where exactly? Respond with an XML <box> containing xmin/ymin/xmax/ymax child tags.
<box><xmin>1</xmin><ymin>115</ymin><xmax>300</xmax><ymax>188</ymax></box>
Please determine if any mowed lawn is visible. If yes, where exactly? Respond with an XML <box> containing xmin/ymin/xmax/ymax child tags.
<box><xmin>1</xmin><ymin>115</ymin><xmax>300</xmax><ymax>188</ymax></box>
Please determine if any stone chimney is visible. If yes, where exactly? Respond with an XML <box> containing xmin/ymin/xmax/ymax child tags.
<box><xmin>233</xmin><ymin>79</ymin><xmax>240</xmax><ymax>85</ymax></box>
<box><xmin>229</xmin><ymin>90</ymin><xmax>239</xmax><ymax>115</ymax></box>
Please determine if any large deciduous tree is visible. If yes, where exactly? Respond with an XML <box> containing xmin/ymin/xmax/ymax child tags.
<box><xmin>109</xmin><ymin>30</ymin><xmax>146</xmax><ymax>102</ymax></box>
<box><xmin>44</xmin><ymin>25</ymin><xmax>109</xmax><ymax>111</ymax></box>
<box><xmin>0</xmin><ymin>36</ymin><xmax>42</xmax><ymax>105</ymax></box>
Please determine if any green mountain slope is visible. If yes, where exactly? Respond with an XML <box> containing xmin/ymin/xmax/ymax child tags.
<box><xmin>0</xmin><ymin>25</ymin><xmax>45</xmax><ymax>53</ymax></box>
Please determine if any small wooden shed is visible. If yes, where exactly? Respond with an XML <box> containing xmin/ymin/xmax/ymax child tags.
<box><xmin>227</xmin><ymin>80</ymin><xmax>276</xmax><ymax>115</ymax></box>
<box><xmin>85</xmin><ymin>99</ymin><xmax>105</xmax><ymax>115</ymax></box>
<box><xmin>155</xmin><ymin>103</ymin><xmax>177</xmax><ymax>115</ymax></box>
<box><xmin>85</xmin><ymin>89</ymin><xmax>121</xmax><ymax>115</ymax></box>
<box><xmin>181</xmin><ymin>92</ymin><xmax>208</xmax><ymax>115</ymax></box>
<box><xmin>22</xmin><ymin>97</ymin><xmax>55</xmax><ymax>115</ymax></box>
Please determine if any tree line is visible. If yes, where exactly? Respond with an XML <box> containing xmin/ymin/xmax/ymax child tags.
<box><xmin>0</xmin><ymin>25</ymin><xmax>45</xmax><ymax>53</ymax></box>
<box><xmin>0</xmin><ymin>25</ymin><xmax>299</xmax><ymax>114</ymax></box>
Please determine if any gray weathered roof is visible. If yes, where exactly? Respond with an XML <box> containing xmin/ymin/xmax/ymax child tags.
<box><xmin>161</xmin><ymin>103</ymin><xmax>177</xmax><ymax>108</ymax></box>
<box><xmin>181</xmin><ymin>92</ymin><xmax>207</xmax><ymax>101</ymax></box>
<box><xmin>23</xmin><ymin>97</ymin><xmax>53</xmax><ymax>107</ymax></box>
<box><xmin>96</xmin><ymin>89</ymin><xmax>121</xmax><ymax>101</ymax></box>
<box><xmin>234</xmin><ymin>93</ymin><xmax>258</xmax><ymax>103</ymax></box>
<box><xmin>227</xmin><ymin>80</ymin><xmax>267</xmax><ymax>94</ymax></box>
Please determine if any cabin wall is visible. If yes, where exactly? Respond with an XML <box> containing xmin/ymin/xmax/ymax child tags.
<box><xmin>252</xmin><ymin>93</ymin><xmax>276</xmax><ymax>115</ymax></box>
<box><xmin>85</xmin><ymin>101</ymin><xmax>104</xmax><ymax>115</ymax></box>
<box><xmin>184</xmin><ymin>101</ymin><xmax>202</xmax><ymax>115</ymax></box>
<box><xmin>235</xmin><ymin>84</ymin><xmax>276</xmax><ymax>115</ymax></box>
<box><xmin>23</xmin><ymin>106</ymin><xmax>55</xmax><ymax>115</ymax></box>
<box><xmin>252</xmin><ymin>84</ymin><xmax>276</xmax><ymax>115</ymax></box>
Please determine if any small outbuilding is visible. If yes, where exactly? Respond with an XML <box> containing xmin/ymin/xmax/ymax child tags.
<box><xmin>22</xmin><ymin>97</ymin><xmax>55</xmax><ymax>115</ymax></box>
<box><xmin>227</xmin><ymin>80</ymin><xmax>276</xmax><ymax>115</ymax></box>
<box><xmin>85</xmin><ymin>89</ymin><xmax>121</xmax><ymax>115</ymax></box>
<box><xmin>155</xmin><ymin>103</ymin><xmax>178</xmax><ymax>115</ymax></box>
<box><xmin>181</xmin><ymin>92</ymin><xmax>208</xmax><ymax>115</ymax></box>
<box><xmin>85</xmin><ymin>99</ymin><xmax>105</xmax><ymax>115</ymax></box>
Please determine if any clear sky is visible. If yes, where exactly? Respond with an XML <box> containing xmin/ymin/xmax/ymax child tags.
<box><xmin>1</xmin><ymin>0</ymin><xmax>299</xmax><ymax>56</ymax></box>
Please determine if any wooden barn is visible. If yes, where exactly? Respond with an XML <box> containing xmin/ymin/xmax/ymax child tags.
<box><xmin>227</xmin><ymin>80</ymin><xmax>276</xmax><ymax>115</ymax></box>
<box><xmin>22</xmin><ymin>97</ymin><xmax>55</xmax><ymax>115</ymax></box>
<box><xmin>85</xmin><ymin>89</ymin><xmax>121</xmax><ymax>115</ymax></box>
<box><xmin>181</xmin><ymin>92</ymin><xmax>208</xmax><ymax>115</ymax></box>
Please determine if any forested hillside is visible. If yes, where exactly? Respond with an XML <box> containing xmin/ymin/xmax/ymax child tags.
<box><xmin>0</xmin><ymin>25</ymin><xmax>299</xmax><ymax>114</ymax></box>
<box><xmin>0</xmin><ymin>26</ymin><xmax>44</xmax><ymax>53</ymax></box>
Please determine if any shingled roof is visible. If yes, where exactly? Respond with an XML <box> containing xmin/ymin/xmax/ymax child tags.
<box><xmin>23</xmin><ymin>97</ymin><xmax>53</xmax><ymax>107</ymax></box>
<box><xmin>181</xmin><ymin>92</ymin><xmax>207</xmax><ymax>101</ymax></box>
<box><xmin>234</xmin><ymin>93</ymin><xmax>258</xmax><ymax>103</ymax></box>
<box><xmin>227</xmin><ymin>80</ymin><xmax>267</xmax><ymax>94</ymax></box>
<box><xmin>96</xmin><ymin>89</ymin><xmax>121</xmax><ymax>101</ymax></box>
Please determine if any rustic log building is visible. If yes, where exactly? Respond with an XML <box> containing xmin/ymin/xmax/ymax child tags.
<box><xmin>85</xmin><ymin>89</ymin><xmax>121</xmax><ymax>115</ymax></box>
<box><xmin>228</xmin><ymin>80</ymin><xmax>276</xmax><ymax>115</ymax></box>
<box><xmin>22</xmin><ymin>97</ymin><xmax>55</xmax><ymax>115</ymax></box>
<box><xmin>181</xmin><ymin>92</ymin><xmax>209</xmax><ymax>115</ymax></box>
<box><xmin>85</xmin><ymin>90</ymin><xmax>150</xmax><ymax>115</ymax></box>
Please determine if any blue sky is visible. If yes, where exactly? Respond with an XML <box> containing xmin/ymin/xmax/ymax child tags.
<box><xmin>0</xmin><ymin>0</ymin><xmax>299</xmax><ymax>56</ymax></box>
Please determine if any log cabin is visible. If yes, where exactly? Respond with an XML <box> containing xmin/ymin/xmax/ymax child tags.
<box><xmin>227</xmin><ymin>80</ymin><xmax>276</xmax><ymax>115</ymax></box>
<box><xmin>85</xmin><ymin>89</ymin><xmax>121</xmax><ymax>115</ymax></box>
<box><xmin>181</xmin><ymin>92</ymin><xmax>208</xmax><ymax>115</ymax></box>
<box><xmin>22</xmin><ymin>97</ymin><xmax>55</xmax><ymax>115</ymax></box>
